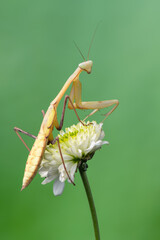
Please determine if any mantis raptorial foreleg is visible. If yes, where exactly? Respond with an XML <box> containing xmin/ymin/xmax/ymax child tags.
<box><xmin>83</xmin><ymin>109</ymin><xmax>98</xmax><ymax>121</ymax></box>
<box><xmin>68</xmin><ymin>78</ymin><xmax>119</xmax><ymax>121</ymax></box>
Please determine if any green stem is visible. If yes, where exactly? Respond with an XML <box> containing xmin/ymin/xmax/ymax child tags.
<box><xmin>79</xmin><ymin>162</ymin><xmax>100</xmax><ymax>240</ymax></box>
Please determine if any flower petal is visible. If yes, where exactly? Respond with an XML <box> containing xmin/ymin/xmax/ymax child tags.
<box><xmin>39</xmin><ymin>167</ymin><xmax>48</xmax><ymax>178</ymax></box>
<box><xmin>68</xmin><ymin>162</ymin><xmax>78</xmax><ymax>182</ymax></box>
<box><xmin>53</xmin><ymin>178</ymin><xmax>65</xmax><ymax>196</ymax></box>
<box><xmin>41</xmin><ymin>175</ymin><xmax>56</xmax><ymax>185</ymax></box>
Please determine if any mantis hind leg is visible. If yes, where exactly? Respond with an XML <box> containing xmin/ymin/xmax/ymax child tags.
<box><xmin>51</xmin><ymin>136</ymin><xmax>75</xmax><ymax>186</ymax></box>
<box><xmin>14</xmin><ymin>110</ymin><xmax>44</xmax><ymax>151</ymax></box>
<box><xmin>14</xmin><ymin>127</ymin><xmax>36</xmax><ymax>152</ymax></box>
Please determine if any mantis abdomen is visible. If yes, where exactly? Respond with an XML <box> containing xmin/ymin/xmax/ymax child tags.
<box><xmin>21</xmin><ymin>105</ymin><xmax>56</xmax><ymax>190</ymax></box>
<box><xmin>21</xmin><ymin>132</ymin><xmax>48</xmax><ymax>190</ymax></box>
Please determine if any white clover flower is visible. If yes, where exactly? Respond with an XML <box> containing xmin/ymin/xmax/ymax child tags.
<box><xmin>39</xmin><ymin>121</ymin><xmax>109</xmax><ymax>196</ymax></box>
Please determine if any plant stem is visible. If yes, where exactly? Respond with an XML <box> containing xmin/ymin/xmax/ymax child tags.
<box><xmin>79</xmin><ymin>162</ymin><xmax>100</xmax><ymax>240</ymax></box>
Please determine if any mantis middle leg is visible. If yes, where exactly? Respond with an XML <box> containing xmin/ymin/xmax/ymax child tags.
<box><xmin>53</xmin><ymin>95</ymin><xmax>87</xmax><ymax>131</ymax></box>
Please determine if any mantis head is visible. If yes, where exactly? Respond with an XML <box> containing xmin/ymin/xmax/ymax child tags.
<box><xmin>79</xmin><ymin>60</ymin><xmax>93</xmax><ymax>74</ymax></box>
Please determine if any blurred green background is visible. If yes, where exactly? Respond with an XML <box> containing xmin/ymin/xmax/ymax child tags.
<box><xmin>1</xmin><ymin>0</ymin><xmax>160</xmax><ymax>239</ymax></box>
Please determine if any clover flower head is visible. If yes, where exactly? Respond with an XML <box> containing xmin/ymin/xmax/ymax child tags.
<box><xmin>39</xmin><ymin>121</ymin><xmax>109</xmax><ymax>196</ymax></box>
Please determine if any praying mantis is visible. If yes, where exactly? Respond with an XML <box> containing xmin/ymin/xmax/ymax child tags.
<box><xmin>14</xmin><ymin>53</ymin><xmax>119</xmax><ymax>191</ymax></box>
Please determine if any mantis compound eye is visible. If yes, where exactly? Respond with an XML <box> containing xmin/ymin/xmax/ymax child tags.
<box><xmin>79</xmin><ymin>60</ymin><xmax>93</xmax><ymax>74</ymax></box>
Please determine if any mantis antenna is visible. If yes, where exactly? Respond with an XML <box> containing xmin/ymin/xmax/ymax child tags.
<box><xmin>87</xmin><ymin>22</ymin><xmax>101</xmax><ymax>60</ymax></box>
<box><xmin>74</xmin><ymin>23</ymin><xmax>101</xmax><ymax>61</ymax></box>
<box><xmin>73</xmin><ymin>40</ymin><xmax>86</xmax><ymax>61</ymax></box>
